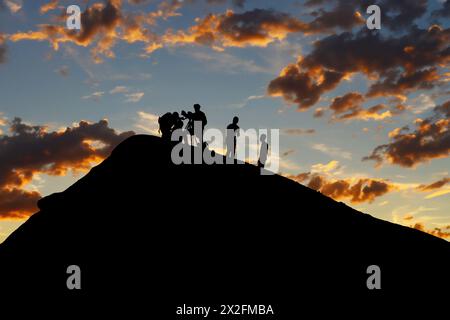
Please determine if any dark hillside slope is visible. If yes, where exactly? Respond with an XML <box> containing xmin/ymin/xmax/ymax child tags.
<box><xmin>0</xmin><ymin>135</ymin><xmax>448</xmax><ymax>310</ymax></box>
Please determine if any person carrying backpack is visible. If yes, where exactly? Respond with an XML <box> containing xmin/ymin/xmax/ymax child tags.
<box><xmin>158</xmin><ymin>112</ymin><xmax>173</xmax><ymax>141</ymax></box>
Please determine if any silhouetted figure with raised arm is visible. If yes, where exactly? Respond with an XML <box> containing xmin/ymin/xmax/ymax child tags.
<box><xmin>172</xmin><ymin>112</ymin><xmax>184</xmax><ymax>142</ymax></box>
<box><xmin>258</xmin><ymin>134</ymin><xmax>269</xmax><ymax>168</ymax></box>
<box><xmin>226</xmin><ymin>116</ymin><xmax>240</xmax><ymax>159</ymax></box>
<box><xmin>182</xmin><ymin>104</ymin><xmax>207</xmax><ymax>147</ymax></box>
<box><xmin>181</xmin><ymin>111</ymin><xmax>193</xmax><ymax>132</ymax></box>
<box><xmin>181</xmin><ymin>110</ymin><xmax>194</xmax><ymax>145</ymax></box>
<box><xmin>172</xmin><ymin>112</ymin><xmax>183</xmax><ymax>131</ymax></box>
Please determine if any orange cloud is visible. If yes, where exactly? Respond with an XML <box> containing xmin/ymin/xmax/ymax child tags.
<box><xmin>424</xmin><ymin>189</ymin><xmax>450</xmax><ymax>200</ymax></box>
<box><xmin>329</xmin><ymin>92</ymin><xmax>364</xmax><ymax>114</ymax></box>
<box><xmin>40</xmin><ymin>0</ymin><xmax>59</xmax><ymax>14</ymax></box>
<box><xmin>335</xmin><ymin>104</ymin><xmax>399</xmax><ymax>122</ymax></box>
<box><xmin>364</xmin><ymin>100</ymin><xmax>450</xmax><ymax>167</ymax></box>
<box><xmin>287</xmin><ymin>172</ymin><xmax>395</xmax><ymax>204</ymax></box>
<box><xmin>267</xmin><ymin>63</ymin><xmax>344</xmax><ymax>109</ymax></box>
<box><xmin>326</xmin><ymin>93</ymin><xmax>406</xmax><ymax>122</ymax></box>
<box><xmin>9</xmin><ymin>0</ymin><xmax>161</xmax><ymax>63</ymax></box>
<box><xmin>0</xmin><ymin>33</ymin><xmax>6</xmax><ymax>63</ymax></box>
<box><xmin>8</xmin><ymin>5</ymin><xmax>320</xmax><ymax>61</ymax></box>
<box><xmin>417</xmin><ymin>177</ymin><xmax>450</xmax><ymax>191</ymax></box>
<box><xmin>161</xmin><ymin>8</ymin><xmax>310</xmax><ymax>50</ymax></box>
<box><xmin>366</xmin><ymin>68</ymin><xmax>440</xmax><ymax>99</ymax></box>
<box><xmin>269</xmin><ymin>25</ymin><xmax>450</xmax><ymax>110</ymax></box>
<box><xmin>0</xmin><ymin>118</ymin><xmax>134</xmax><ymax>219</ymax></box>
<box><xmin>403</xmin><ymin>214</ymin><xmax>414</xmax><ymax>221</ymax></box>
<box><xmin>0</xmin><ymin>188</ymin><xmax>41</xmax><ymax>219</ymax></box>
<box><xmin>411</xmin><ymin>222</ymin><xmax>450</xmax><ymax>240</ymax></box>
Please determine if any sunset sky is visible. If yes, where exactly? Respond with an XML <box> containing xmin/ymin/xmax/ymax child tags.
<box><xmin>0</xmin><ymin>0</ymin><xmax>449</xmax><ymax>242</ymax></box>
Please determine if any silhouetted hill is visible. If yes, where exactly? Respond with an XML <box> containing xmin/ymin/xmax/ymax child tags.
<box><xmin>0</xmin><ymin>135</ymin><xmax>448</xmax><ymax>312</ymax></box>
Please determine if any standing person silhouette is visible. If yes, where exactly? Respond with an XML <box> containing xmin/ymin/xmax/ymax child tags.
<box><xmin>258</xmin><ymin>134</ymin><xmax>269</xmax><ymax>168</ymax></box>
<box><xmin>226</xmin><ymin>116</ymin><xmax>240</xmax><ymax>159</ymax></box>
<box><xmin>189</xmin><ymin>104</ymin><xmax>207</xmax><ymax>146</ymax></box>
<box><xmin>192</xmin><ymin>104</ymin><xmax>207</xmax><ymax>130</ymax></box>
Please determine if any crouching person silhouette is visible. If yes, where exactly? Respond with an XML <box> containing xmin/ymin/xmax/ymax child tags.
<box><xmin>158</xmin><ymin>112</ymin><xmax>173</xmax><ymax>141</ymax></box>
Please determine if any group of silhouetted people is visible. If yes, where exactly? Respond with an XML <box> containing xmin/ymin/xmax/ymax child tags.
<box><xmin>159</xmin><ymin>104</ymin><xmax>207</xmax><ymax>144</ymax></box>
<box><xmin>158</xmin><ymin>104</ymin><xmax>268</xmax><ymax>168</ymax></box>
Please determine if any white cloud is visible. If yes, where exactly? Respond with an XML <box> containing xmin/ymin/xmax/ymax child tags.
<box><xmin>4</xmin><ymin>0</ymin><xmax>22</xmax><ymax>14</ymax></box>
<box><xmin>410</xmin><ymin>94</ymin><xmax>435</xmax><ymax>114</ymax></box>
<box><xmin>230</xmin><ymin>94</ymin><xmax>267</xmax><ymax>108</ymax></box>
<box><xmin>189</xmin><ymin>50</ymin><xmax>269</xmax><ymax>74</ymax></box>
<box><xmin>247</xmin><ymin>95</ymin><xmax>266</xmax><ymax>101</ymax></box>
<box><xmin>311</xmin><ymin>160</ymin><xmax>340</xmax><ymax>174</ymax></box>
<box><xmin>260</xmin><ymin>38</ymin><xmax>303</xmax><ymax>74</ymax></box>
<box><xmin>81</xmin><ymin>91</ymin><xmax>105</xmax><ymax>101</ymax></box>
<box><xmin>109</xmin><ymin>86</ymin><xmax>128</xmax><ymax>94</ymax></box>
<box><xmin>433</xmin><ymin>171</ymin><xmax>449</xmax><ymax>177</ymax></box>
<box><xmin>392</xmin><ymin>206</ymin><xmax>440</xmax><ymax>223</ymax></box>
<box><xmin>125</xmin><ymin>92</ymin><xmax>145</xmax><ymax>103</ymax></box>
<box><xmin>135</xmin><ymin>111</ymin><xmax>160</xmax><ymax>136</ymax></box>
<box><xmin>279</xmin><ymin>158</ymin><xmax>301</xmax><ymax>171</ymax></box>
<box><xmin>312</xmin><ymin>143</ymin><xmax>352</xmax><ymax>160</ymax></box>
<box><xmin>109</xmin><ymin>86</ymin><xmax>145</xmax><ymax>103</ymax></box>
<box><xmin>63</xmin><ymin>46</ymin><xmax>96</xmax><ymax>83</ymax></box>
